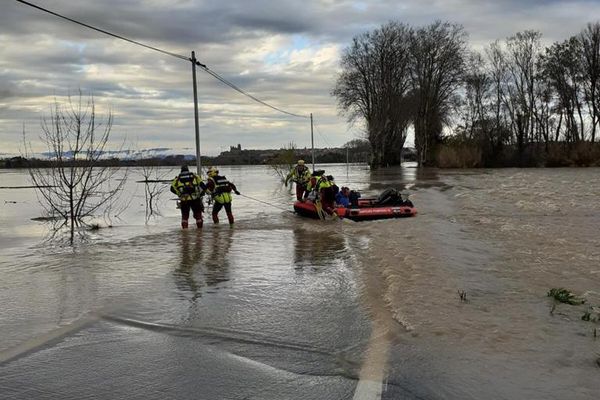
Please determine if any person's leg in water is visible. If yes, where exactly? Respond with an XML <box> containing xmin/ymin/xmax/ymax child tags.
<box><xmin>224</xmin><ymin>201</ymin><xmax>234</xmax><ymax>224</ymax></box>
<box><xmin>212</xmin><ymin>201</ymin><xmax>223</xmax><ymax>224</ymax></box>
<box><xmin>191</xmin><ymin>199</ymin><xmax>204</xmax><ymax>228</ymax></box>
<box><xmin>295</xmin><ymin>184</ymin><xmax>305</xmax><ymax>201</ymax></box>
<box><xmin>180</xmin><ymin>201</ymin><xmax>191</xmax><ymax>229</ymax></box>
<box><xmin>320</xmin><ymin>187</ymin><xmax>335</xmax><ymax>215</ymax></box>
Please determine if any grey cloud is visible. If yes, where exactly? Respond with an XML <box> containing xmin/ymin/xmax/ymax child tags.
<box><xmin>2</xmin><ymin>0</ymin><xmax>600</xmax><ymax>155</ymax></box>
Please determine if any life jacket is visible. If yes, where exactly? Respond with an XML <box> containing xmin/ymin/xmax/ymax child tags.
<box><xmin>171</xmin><ymin>172</ymin><xmax>203</xmax><ymax>201</ymax></box>
<box><xmin>291</xmin><ymin>165</ymin><xmax>311</xmax><ymax>184</ymax></box>
<box><xmin>316</xmin><ymin>176</ymin><xmax>332</xmax><ymax>190</ymax></box>
<box><xmin>210</xmin><ymin>175</ymin><xmax>232</xmax><ymax>194</ymax></box>
<box><xmin>209</xmin><ymin>175</ymin><xmax>233</xmax><ymax>204</ymax></box>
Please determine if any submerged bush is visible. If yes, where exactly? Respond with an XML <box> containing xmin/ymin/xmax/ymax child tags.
<box><xmin>547</xmin><ymin>288</ymin><xmax>586</xmax><ymax>305</ymax></box>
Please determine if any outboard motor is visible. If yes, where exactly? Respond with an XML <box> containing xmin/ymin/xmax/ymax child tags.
<box><xmin>376</xmin><ymin>188</ymin><xmax>399</xmax><ymax>205</ymax></box>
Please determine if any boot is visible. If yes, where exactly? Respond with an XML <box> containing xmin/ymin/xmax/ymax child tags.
<box><xmin>212</xmin><ymin>213</ymin><xmax>219</xmax><ymax>224</ymax></box>
<box><xmin>181</xmin><ymin>220</ymin><xmax>189</xmax><ymax>229</ymax></box>
<box><xmin>226</xmin><ymin>211</ymin><xmax>234</xmax><ymax>225</ymax></box>
<box><xmin>196</xmin><ymin>219</ymin><xmax>203</xmax><ymax>229</ymax></box>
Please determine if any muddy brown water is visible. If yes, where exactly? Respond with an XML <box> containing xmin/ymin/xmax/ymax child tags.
<box><xmin>0</xmin><ymin>165</ymin><xmax>599</xmax><ymax>399</ymax></box>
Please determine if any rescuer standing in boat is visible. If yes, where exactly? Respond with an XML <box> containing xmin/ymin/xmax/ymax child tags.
<box><xmin>170</xmin><ymin>165</ymin><xmax>206</xmax><ymax>229</ymax></box>
<box><xmin>206</xmin><ymin>166</ymin><xmax>240</xmax><ymax>225</ymax></box>
<box><xmin>285</xmin><ymin>160</ymin><xmax>311</xmax><ymax>201</ymax></box>
<box><xmin>307</xmin><ymin>171</ymin><xmax>335</xmax><ymax>215</ymax></box>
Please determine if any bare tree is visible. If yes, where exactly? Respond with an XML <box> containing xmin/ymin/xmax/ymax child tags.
<box><xmin>579</xmin><ymin>22</ymin><xmax>600</xmax><ymax>143</ymax></box>
<box><xmin>540</xmin><ymin>37</ymin><xmax>584</xmax><ymax>144</ymax></box>
<box><xmin>462</xmin><ymin>51</ymin><xmax>492</xmax><ymax>140</ymax></box>
<box><xmin>268</xmin><ymin>142</ymin><xmax>297</xmax><ymax>183</ymax></box>
<box><xmin>504</xmin><ymin>31</ymin><xmax>545</xmax><ymax>157</ymax></box>
<box><xmin>139</xmin><ymin>162</ymin><xmax>170</xmax><ymax>222</ymax></box>
<box><xmin>25</xmin><ymin>94</ymin><xmax>126</xmax><ymax>244</ymax></box>
<box><xmin>486</xmin><ymin>41</ymin><xmax>513</xmax><ymax>156</ymax></box>
<box><xmin>410</xmin><ymin>21</ymin><xmax>468</xmax><ymax>165</ymax></box>
<box><xmin>333</xmin><ymin>22</ymin><xmax>413</xmax><ymax>167</ymax></box>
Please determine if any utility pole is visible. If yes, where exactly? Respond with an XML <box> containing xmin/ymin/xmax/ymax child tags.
<box><xmin>346</xmin><ymin>145</ymin><xmax>349</xmax><ymax>175</ymax></box>
<box><xmin>310</xmin><ymin>113</ymin><xmax>315</xmax><ymax>170</ymax></box>
<box><xmin>191</xmin><ymin>51</ymin><xmax>202</xmax><ymax>175</ymax></box>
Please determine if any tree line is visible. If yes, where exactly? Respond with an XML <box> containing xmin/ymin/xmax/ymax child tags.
<box><xmin>333</xmin><ymin>21</ymin><xmax>600</xmax><ymax>167</ymax></box>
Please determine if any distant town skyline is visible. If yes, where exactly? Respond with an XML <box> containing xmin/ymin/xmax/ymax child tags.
<box><xmin>2</xmin><ymin>0</ymin><xmax>599</xmax><ymax>155</ymax></box>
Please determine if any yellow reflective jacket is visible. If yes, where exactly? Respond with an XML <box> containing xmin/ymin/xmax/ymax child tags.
<box><xmin>286</xmin><ymin>165</ymin><xmax>311</xmax><ymax>185</ymax></box>
<box><xmin>171</xmin><ymin>172</ymin><xmax>204</xmax><ymax>202</ymax></box>
<box><xmin>208</xmin><ymin>175</ymin><xmax>236</xmax><ymax>204</ymax></box>
<box><xmin>306</xmin><ymin>175</ymin><xmax>331</xmax><ymax>192</ymax></box>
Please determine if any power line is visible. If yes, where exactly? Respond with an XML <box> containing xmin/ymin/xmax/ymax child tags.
<box><xmin>15</xmin><ymin>0</ymin><xmax>189</xmax><ymax>62</ymax></box>
<box><xmin>201</xmin><ymin>66</ymin><xmax>309</xmax><ymax>119</ymax></box>
<box><xmin>312</xmin><ymin>120</ymin><xmax>335</xmax><ymax>148</ymax></box>
<box><xmin>15</xmin><ymin>0</ymin><xmax>308</xmax><ymax>119</ymax></box>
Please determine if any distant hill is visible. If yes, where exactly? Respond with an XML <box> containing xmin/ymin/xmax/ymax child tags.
<box><xmin>1</xmin><ymin>145</ymin><xmax>417</xmax><ymax>167</ymax></box>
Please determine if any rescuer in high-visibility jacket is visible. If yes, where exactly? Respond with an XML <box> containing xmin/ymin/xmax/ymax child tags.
<box><xmin>205</xmin><ymin>166</ymin><xmax>240</xmax><ymax>225</ymax></box>
<box><xmin>170</xmin><ymin>165</ymin><xmax>206</xmax><ymax>229</ymax></box>
<box><xmin>285</xmin><ymin>160</ymin><xmax>311</xmax><ymax>201</ymax></box>
<box><xmin>306</xmin><ymin>171</ymin><xmax>336</xmax><ymax>215</ymax></box>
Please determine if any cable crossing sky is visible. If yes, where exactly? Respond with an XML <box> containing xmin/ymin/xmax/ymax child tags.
<box><xmin>15</xmin><ymin>0</ymin><xmax>309</xmax><ymax>119</ymax></box>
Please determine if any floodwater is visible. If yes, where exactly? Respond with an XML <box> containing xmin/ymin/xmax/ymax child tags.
<box><xmin>0</xmin><ymin>164</ymin><xmax>599</xmax><ymax>399</ymax></box>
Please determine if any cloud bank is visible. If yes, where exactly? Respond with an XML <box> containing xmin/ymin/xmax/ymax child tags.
<box><xmin>1</xmin><ymin>0</ymin><xmax>599</xmax><ymax>155</ymax></box>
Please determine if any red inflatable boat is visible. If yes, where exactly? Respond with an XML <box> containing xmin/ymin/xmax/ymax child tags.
<box><xmin>293</xmin><ymin>201</ymin><xmax>417</xmax><ymax>222</ymax></box>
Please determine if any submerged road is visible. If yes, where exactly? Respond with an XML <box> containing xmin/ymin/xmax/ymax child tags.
<box><xmin>0</xmin><ymin>222</ymin><xmax>396</xmax><ymax>399</ymax></box>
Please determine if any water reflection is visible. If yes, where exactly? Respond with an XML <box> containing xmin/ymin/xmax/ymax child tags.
<box><xmin>203</xmin><ymin>228</ymin><xmax>233</xmax><ymax>288</ymax></box>
<box><xmin>292</xmin><ymin>227</ymin><xmax>346</xmax><ymax>269</ymax></box>
<box><xmin>174</xmin><ymin>231</ymin><xmax>204</xmax><ymax>301</ymax></box>
<box><xmin>173</xmin><ymin>228</ymin><xmax>233</xmax><ymax>301</ymax></box>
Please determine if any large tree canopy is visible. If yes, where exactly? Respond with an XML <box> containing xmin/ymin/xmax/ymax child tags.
<box><xmin>333</xmin><ymin>22</ymin><xmax>413</xmax><ymax>167</ymax></box>
<box><xmin>333</xmin><ymin>21</ymin><xmax>467</xmax><ymax>167</ymax></box>
<box><xmin>410</xmin><ymin>21</ymin><xmax>468</xmax><ymax>165</ymax></box>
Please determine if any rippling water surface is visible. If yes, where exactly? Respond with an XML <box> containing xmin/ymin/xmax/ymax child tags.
<box><xmin>0</xmin><ymin>164</ymin><xmax>599</xmax><ymax>399</ymax></box>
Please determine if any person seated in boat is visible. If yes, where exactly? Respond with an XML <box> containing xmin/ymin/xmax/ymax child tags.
<box><xmin>335</xmin><ymin>186</ymin><xmax>351</xmax><ymax>207</ymax></box>
<box><xmin>348</xmin><ymin>190</ymin><xmax>361</xmax><ymax>207</ymax></box>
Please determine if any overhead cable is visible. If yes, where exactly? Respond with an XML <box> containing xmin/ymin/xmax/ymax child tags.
<box><xmin>16</xmin><ymin>0</ymin><xmax>189</xmax><ymax>61</ymax></box>
<box><xmin>312</xmin><ymin>120</ymin><xmax>334</xmax><ymax>148</ymax></box>
<box><xmin>200</xmin><ymin>66</ymin><xmax>309</xmax><ymax>119</ymax></box>
<box><xmin>15</xmin><ymin>0</ymin><xmax>308</xmax><ymax>119</ymax></box>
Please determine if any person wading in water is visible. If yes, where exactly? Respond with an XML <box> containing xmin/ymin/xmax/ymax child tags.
<box><xmin>205</xmin><ymin>167</ymin><xmax>240</xmax><ymax>225</ymax></box>
<box><xmin>170</xmin><ymin>165</ymin><xmax>206</xmax><ymax>229</ymax></box>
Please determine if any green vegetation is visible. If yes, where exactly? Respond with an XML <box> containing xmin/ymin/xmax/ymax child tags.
<box><xmin>547</xmin><ymin>288</ymin><xmax>586</xmax><ymax>305</ymax></box>
<box><xmin>268</xmin><ymin>142</ymin><xmax>297</xmax><ymax>183</ymax></box>
<box><xmin>581</xmin><ymin>307</ymin><xmax>600</xmax><ymax>322</ymax></box>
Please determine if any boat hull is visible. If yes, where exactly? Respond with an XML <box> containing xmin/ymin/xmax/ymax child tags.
<box><xmin>293</xmin><ymin>201</ymin><xmax>417</xmax><ymax>221</ymax></box>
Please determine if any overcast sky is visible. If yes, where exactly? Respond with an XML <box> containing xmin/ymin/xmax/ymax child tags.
<box><xmin>2</xmin><ymin>0</ymin><xmax>599</xmax><ymax>156</ymax></box>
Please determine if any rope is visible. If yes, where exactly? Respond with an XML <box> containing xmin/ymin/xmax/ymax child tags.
<box><xmin>238</xmin><ymin>193</ymin><xmax>294</xmax><ymax>213</ymax></box>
